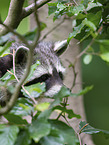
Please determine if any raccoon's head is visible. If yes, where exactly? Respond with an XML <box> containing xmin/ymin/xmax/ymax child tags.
<box><xmin>0</xmin><ymin>40</ymin><xmax>68</xmax><ymax>98</ymax></box>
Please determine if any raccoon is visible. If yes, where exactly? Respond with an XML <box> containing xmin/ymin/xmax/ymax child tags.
<box><xmin>0</xmin><ymin>40</ymin><xmax>68</xmax><ymax>106</ymax></box>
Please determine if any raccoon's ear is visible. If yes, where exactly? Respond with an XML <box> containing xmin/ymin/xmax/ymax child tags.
<box><xmin>15</xmin><ymin>46</ymin><xmax>29</xmax><ymax>65</ymax></box>
<box><xmin>54</xmin><ymin>40</ymin><xmax>68</xmax><ymax>56</ymax></box>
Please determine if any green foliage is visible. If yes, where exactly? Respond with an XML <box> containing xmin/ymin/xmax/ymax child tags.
<box><xmin>48</xmin><ymin>0</ymin><xmax>109</xmax><ymax>64</ymax></box>
<box><xmin>21</xmin><ymin>83</ymin><xmax>45</xmax><ymax>98</ymax></box>
<box><xmin>0</xmin><ymin>125</ymin><xmax>19</xmax><ymax>145</ymax></box>
<box><xmin>79</xmin><ymin>121</ymin><xmax>109</xmax><ymax>137</ymax></box>
<box><xmin>83</xmin><ymin>54</ymin><xmax>93</xmax><ymax>64</ymax></box>
<box><xmin>0</xmin><ymin>0</ymin><xmax>109</xmax><ymax>144</ymax></box>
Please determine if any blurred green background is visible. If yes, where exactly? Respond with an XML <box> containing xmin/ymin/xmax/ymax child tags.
<box><xmin>82</xmin><ymin>54</ymin><xmax>109</xmax><ymax>144</ymax></box>
<box><xmin>1</xmin><ymin>0</ymin><xmax>109</xmax><ymax>144</ymax></box>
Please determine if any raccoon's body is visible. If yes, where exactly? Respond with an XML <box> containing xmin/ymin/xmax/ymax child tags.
<box><xmin>0</xmin><ymin>40</ymin><xmax>67</xmax><ymax>106</ymax></box>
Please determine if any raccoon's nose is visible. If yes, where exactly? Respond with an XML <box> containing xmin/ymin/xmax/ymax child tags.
<box><xmin>44</xmin><ymin>72</ymin><xmax>63</xmax><ymax>97</ymax></box>
<box><xmin>45</xmin><ymin>69</ymin><xmax>63</xmax><ymax>92</ymax></box>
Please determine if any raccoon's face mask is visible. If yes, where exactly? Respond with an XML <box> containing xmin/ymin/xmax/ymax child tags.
<box><xmin>0</xmin><ymin>40</ymin><xmax>68</xmax><ymax>97</ymax></box>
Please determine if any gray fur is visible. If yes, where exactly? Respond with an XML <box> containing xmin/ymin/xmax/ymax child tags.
<box><xmin>0</xmin><ymin>40</ymin><xmax>68</xmax><ymax>106</ymax></box>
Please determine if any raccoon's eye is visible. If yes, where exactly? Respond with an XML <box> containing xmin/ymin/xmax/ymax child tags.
<box><xmin>40</xmin><ymin>74</ymin><xmax>51</xmax><ymax>82</ymax></box>
<box><xmin>25</xmin><ymin>74</ymin><xmax>51</xmax><ymax>86</ymax></box>
<box><xmin>59</xmin><ymin>72</ymin><xmax>64</xmax><ymax>80</ymax></box>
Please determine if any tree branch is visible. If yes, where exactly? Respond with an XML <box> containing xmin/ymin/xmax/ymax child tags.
<box><xmin>0</xmin><ymin>0</ymin><xmax>25</xmax><ymax>36</ymax></box>
<box><xmin>21</xmin><ymin>0</ymin><xmax>51</xmax><ymax>19</ymax></box>
<box><xmin>0</xmin><ymin>0</ymin><xmax>51</xmax><ymax>36</ymax></box>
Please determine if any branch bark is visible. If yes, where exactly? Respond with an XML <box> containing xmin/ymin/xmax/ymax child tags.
<box><xmin>0</xmin><ymin>0</ymin><xmax>51</xmax><ymax>36</ymax></box>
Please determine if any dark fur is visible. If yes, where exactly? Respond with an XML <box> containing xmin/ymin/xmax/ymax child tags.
<box><xmin>0</xmin><ymin>54</ymin><xmax>13</xmax><ymax>77</ymax></box>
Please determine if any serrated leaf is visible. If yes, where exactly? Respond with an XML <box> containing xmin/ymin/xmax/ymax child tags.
<box><xmin>70</xmin><ymin>4</ymin><xmax>84</xmax><ymax>15</ymax></box>
<box><xmin>57</xmin><ymin>3</ymin><xmax>66</xmax><ymax>11</ymax></box>
<box><xmin>47</xmin><ymin>3</ymin><xmax>57</xmax><ymax>15</ymax></box>
<box><xmin>79</xmin><ymin>121</ymin><xmax>109</xmax><ymax>137</ymax></box>
<box><xmin>29</xmin><ymin>119</ymin><xmax>51</xmax><ymax>142</ymax></box>
<box><xmin>87</xmin><ymin>11</ymin><xmax>102</xmax><ymax>27</ymax></box>
<box><xmin>0</xmin><ymin>125</ymin><xmax>19</xmax><ymax>145</ymax></box>
<box><xmin>86</xmin><ymin>2</ymin><xmax>102</xmax><ymax>11</ymax></box>
<box><xmin>14</xmin><ymin>130</ymin><xmax>31</xmax><ymax>145</ymax></box>
<box><xmin>68</xmin><ymin>23</ymin><xmax>84</xmax><ymax>43</ymax></box>
<box><xmin>54</xmin><ymin>105</ymin><xmax>81</xmax><ymax>119</ymax></box>
<box><xmin>40</xmin><ymin>120</ymin><xmax>79</xmax><ymax>145</ymax></box>
<box><xmin>21</xmin><ymin>83</ymin><xmax>45</xmax><ymax>98</ymax></box>
<box><xmin>83</xmin><ymin>54</ymin><xmax>92</xmax><ymax>64</ymax></box>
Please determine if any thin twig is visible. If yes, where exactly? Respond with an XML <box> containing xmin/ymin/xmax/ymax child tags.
<box><xmin>40</xmin><ymin>18</ymin><xmax>65</xmax><ymax>41</ymax></box>
<box><xmin>66</xmin><ymin>59</ymin><xmax>78</xmax><ymax>90</ymax></box>
<box><xmin>22</xmin><ymin>86</ymin><xmax>37</xmax><ymax>104</ymax></box>
<box><xmin>32</xmin><ymin>0</ymin><xmax>41</xmax><ymax>47</ymax></box>
<box><xmin>0</xmin><ymin>22</ymin><xmax>30</xmax><ymax>47</ymax></box>
<box><xmin>73</xmin><ymin>0</ymin><xmax>78</xmax><ymax>6</ymax></box>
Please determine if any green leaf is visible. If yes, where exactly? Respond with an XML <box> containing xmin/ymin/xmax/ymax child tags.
<box><xmin>10</xmin><ymin>98</ymin><xmax>33</xmax><ymax>117</ymax></box>
<box><xmin>79</xmin><ymin>121</ymin><xmax>109</xmax><ymax>137</ymax></box>
<box><xmin>68</xmin><ymin>23</ymin><xmax>84</xmax><ymax>43</ymax></box>
<box><xmin>35</xmin><ymin>102</ymin><xmax>50</xmax><ymax>111</ymax></box>
<box><xmin>40</xmin><ymin>120</ymin><xmax>79</xmax><ymax>145</ymax></box>
<box><xmin>57</xmin><ymin>3</ymin><xmax>66</xmax><ymax>11</ymax></box>
<box><xmin>47</xmin><ymin>3</ymin><xmax>57</xmax><ymax>15</ymax></box>
<box><xmin>0</xmin><ymin>40</ymin><xmax>14</xmax><ymax>56</ymax></box>
<box><xmin>54</xmin><ymin>105</ymin><xmax>81</xmax><ymax>119</ymax></box>
<box><xmin>100</xmin><ymin>52</ymin><xmax>109</xmax><ymax>62</ymax></box>
<box><xmin>83</xmin><ymin>54</ymin><xmax>93</xmax><ymax>64</ymax></box>
<box><xmin>70</xmin><ymin>4</ymin><xmax>84</xmax><ymax>15</ymax></box>
<box><xmin>29</xmin><ymin>119</ymin><xmax>51</xmax><ymax>142</ymax></box>
<box><xmin>4</xmin><ymin>114</ymin><xmax>28</xmax><ymax>125</ymax></box>
<box><xmin>81</xmin><ymin>0</ymin><xmax>91</xmax><ymax>8</ymax></box>
<box><xmin>96</xmin><ymin>39</ymin><xmax>109</xmax><ymax>52</ymax></box>
<box><xmin>73</xmin><ymin>85</ymin><xmax>93</xmax><ymax>97</ymax></box>
<box><xmin>37</xmin><ymin>108</ymin><xmax>53</xmax><ymax>120</ymax></box>
<box><xmin>15</xmin><ymin>130</ymin><xmax>31</xmax><ymax>145</ymax></box>
<box><xmin>86</xmin><ymin>2</ymin><xmax>102</xmax><ymax>11</ymax></box>
<box><xmin>25</xmin><ymin>60</ymin><xmax>40</xmax><ymax>83</ymax></box>
<box><xmin>0</xmin><ymin>124</ymin><xmax>19</xmax><ymax>145</ymax></box>
<box><xmin>51</xmin><ymin>86</ymin><xmax>71</xmax><ymax>107</ymax></box>
<box><xmin>21</xmin><ymin>83</ymin><xmax>45</xmax><ymax>98</ymax></box>
<box><xmin>0</xmin><ymin>70</ymin><xmax>15</xmax><ymax>85</ymax></box>
<box><xmin>83</xmin><ymin>18</ymin><xmax>97</xmax><ymax>31</ymax></box>
<box><xmin>87</xmin><ymin>11</ymin><xmax>102</xmax><ymax>26</ymax></box>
